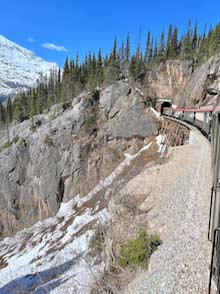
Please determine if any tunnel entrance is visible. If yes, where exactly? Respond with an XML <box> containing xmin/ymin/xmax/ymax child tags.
<box><xmin>161</xmin><ymin>101</ymin><xmax>171</xmax><ymax>114</ymax></box>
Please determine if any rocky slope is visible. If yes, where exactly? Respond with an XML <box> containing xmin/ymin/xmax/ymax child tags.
<box><xmin>0</xmin><ymin>80</ymin><xmax>160</xmax><ymax>238</ymax></box>
<box><xmin>184</xmin><ymin>56</ymin><xmax>220</xmax><ymax>106</ymax></box>
<box><xmin>0</xmin><ymin>135</ymin><xmax>160</xmax><ymax>294</ymax></box>
<box><xmin>0</xmin><ymin>79</ymin><xmax>175</xmax><ymax>293</ymax></box>
<box><xmin>0</xmin><ymin>35</ymin><xmax>58</xmax><ymax>101</ymax></box>
<box><xmin>147</xmin><ymin>56</ymin><xmax>220</xmax><ymax>107</ymax></box>
<box><xmin>121</xmin><ymin>123</ymin><xmax>212</xmax><ymax>294</ymax></box>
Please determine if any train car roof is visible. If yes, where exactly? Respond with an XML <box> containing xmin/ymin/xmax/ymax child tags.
<box><xmin>163</xmin><ymin>106</ymin><xmax>216</xmax><ymax>112</ymax></box>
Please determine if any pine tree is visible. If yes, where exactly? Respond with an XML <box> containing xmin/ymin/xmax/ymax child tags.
<box><xmin>63</xmin><ymin>57</ymin><xmax>69</xmax><ymax>75</ymax></box>
<box><xmin>104</xmin><ymin>37</ymin><xmax>120</xmax><ymax>84</ymax></box>
<box><xmin>156</xmin><ymin>30</ymin><xmax>166</xmax><ymax>63</ymax></box>
<box><xmin>169</xmin><ymin>27</ymin><xmax>179</xmax><ymax>58</ymax></box>
<box><xmin>212</xmin><ymin>23</ymin><xmax>220</xmax><ymax>55</ymax></box>
<box><xmin>125</xmin><ymin>33</ymin><xmax>130</xmax><ymax>62</ymax></box>
<box><xmin>112</xmin><ymin>36</ymin><xmax>117</xmax><ymax>62</ymax></box>
<box><xmin>192</xmin><ymin>21</ymin><xmax>198</xmax><ymax>52</ymax></box>
<box><xmin>136</xmin><ymin>28</ymin><xmax>142</xmax><ymax>58</ymax></box>
<box><xmin>153</xmin><ymin>39</ymin><xmax>158</xmax><ymax>59</ymax></box>
<box><xmin>148</xmin><ymin>37</ymin><xmax>154</xmax><ymax>64</ymax></box>
<box><xmin>96</xmin><ymin>49</ymin><xmax>104</xmax><ymax>86</ymax></box>
<box><xmin>129</xmin><ymin>53</ymin><xmax>146</xmax><ymax>80</ymax></box>
<box><xmin>0</xmin><ymin>101</ymin><xmax>5</xmax><ymax>128</ymax></box>
<box><xmin>166</xmin><ymin>25</ymin><xmax>173</xmax><ymax>58</ymax></box>
<box><xmin>6</xmin><ymin>97</ymin><xmax>13</xmax><ymax>123</ymax></box>
<box><xmin>120</xmin><ymin>42</ymin><xmax>125</xmax><ymax>65</ymax></box>
<box><xmin>57</xmin><ymin>68</ymin><xmax>62</xmax><ymax>102</ymax></box>
<box><xmin>144</xmin><ymin>31</ymin><xmax>151</xmax><ymax>64</ymax></box>
<box><xmin>61</xmin><ymin>57</ymin><xmax>71</xmax><ymax>102</ymax></box>
<box><xmin>183</xmin><ymin>20</ymin><xmax>193</xmax><ymax>60</ymax></box>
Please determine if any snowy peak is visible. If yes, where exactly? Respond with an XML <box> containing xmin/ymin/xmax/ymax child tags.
<box><xmin>0</xmin><ymin>34</ymin><xmax>59</xmax><ymax>101</ymax></box>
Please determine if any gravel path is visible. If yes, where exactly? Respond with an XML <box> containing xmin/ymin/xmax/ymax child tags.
<box><xmin>122</xmin><ymin>125</ymin><xmax>212</xmax><ymax>294</ymax></box>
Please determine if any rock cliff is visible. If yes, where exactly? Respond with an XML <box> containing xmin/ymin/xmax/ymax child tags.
<box><xmin>0</xmin><ymin>80</ymin><xmax>160</xmax><ymax>237</ymax></box>
<box><xmin>147</xmin><ymin>60</ymin><xmax>193</xmax><ymax>104</ymax></box>
<box><xmin>147</xmin><ymin>56</ymin><xmax>220</xmax><ymax>107</ymax></box>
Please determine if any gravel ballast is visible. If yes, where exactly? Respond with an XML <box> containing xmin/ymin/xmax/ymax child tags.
<box><xmin>122</xmin><ymin>125</ymin><xmax>212</xmax><ymax>294</ymax></box>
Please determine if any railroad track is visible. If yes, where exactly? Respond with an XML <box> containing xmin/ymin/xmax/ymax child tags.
<box><xmin>162</xmin><ymin>107</ymin><xmax>220</xmax><ymax>294</ymax></box>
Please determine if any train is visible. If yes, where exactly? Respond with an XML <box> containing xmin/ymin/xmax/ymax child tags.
<box><xmin>162</xmin><ymin>105</ymin><xmax>220</xmax><ymax>293</ymax></box>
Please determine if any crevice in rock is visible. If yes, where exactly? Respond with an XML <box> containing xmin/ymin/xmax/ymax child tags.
<box><xmin>56</xmin><ymin>175</ymin><xmax>70</xmax><ymax>207</ymax></box>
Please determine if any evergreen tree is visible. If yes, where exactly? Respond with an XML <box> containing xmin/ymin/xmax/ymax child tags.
<box><xmin>182</xmin><ymin>20</ymin><xmax>193</xmax><ymax>60</ymax></box>
<box><xmin>153</xmin><ymin>39</ymin><xmax>158</xmax><ymax>59</ymax></box>
<box><xmin>96</xmin><ymin>49</ymin><xmax>104</xmax><ymax>86</ymax></box>
<box><xmin>125</xmin><ymin>33</ymin><xmax>130</xmax><ymax>62</ymax></box>
<box><xmin>63</xmin><ymin>57</ymin><xmax>70</xmax><ymax>75</ymax></box>
<box><xmin>129</xmin><ymin>54</ymin><xmax>146</xmax><ymax>80</ymax></box>
<box><xmin>104</xmin><ymin>37</ymin><xmax>120</xmax><ymax>84</ymax></box>
<box><xmin>169</xmin><ymin>27</ymin><xmax>179</xmax><ymax>58</ymax></box>
<box><xmin>166</xmin><ymin>24</ymin><xmax>173</xmax><ymax>58</ymax></box>
<box><xmin>61</xmin><ymin>57</ymin><xmax>71</xmax><ymax>101</ymax></box>
<box><xmin>0</xmin><ymin>101</ymin><xmax>5</xmax><ymax>127</ymax></box>
<box><xmin>144</xmin><ymin>31</ymin><xmax>151</xmax><ymax>64</ymax></box>
<box><xmin>156</xmin><ymin>30</ymin><xmax>166</xmax><ymax>63</ymax></box>
<box><xmin>6</xmin><ymin>97</ymin><xmax>13</xmax><ymax>123</ymax></box>
<box><xmin>148</xmin><ymin>37</ymin><xmax>154</xmax><ymax>63</ymax></box>
<box><xmin>8</xmin><ymin>19</ymin><xmax>220</xmax><ymax>127</ymax></box>
<box><xmin>192</xmin><ymin>21</ymin><xmax>198</xmax><ymax>51</ymax></box>
<box><xmin>136</xmin><ymin>28</ymin><xmax>142</xmax><ymax>58</ymax></box>
<box><xmin>212</xmin><ymin>23</ymin><xmax>220</xmax><ymax>55</ymax></box>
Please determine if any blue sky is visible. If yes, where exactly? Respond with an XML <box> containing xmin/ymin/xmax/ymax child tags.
<box><xmin>0</xmin><ymin>0</ymin><xmax>220</xmax><ymax>67</ymax></box>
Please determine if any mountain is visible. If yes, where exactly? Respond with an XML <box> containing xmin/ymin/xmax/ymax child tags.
<box><xmin>0</xmin><ymin>81</ymin><xmax>164</xmax><ymax>293</ymax></box>
<box><xmin>0</xmin><ymin>35</ymin><xmax>58</xmax><ymax>101</ymax></box>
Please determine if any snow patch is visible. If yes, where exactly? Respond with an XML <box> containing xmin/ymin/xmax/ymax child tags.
<box><xmin>156</xmin><ymin>134</ymin><xmax>166</xmax><ymax>154</ymax></box>
<box><xmin>75</xmin><ymin>142</ymin><xmax>152</xmax><ymax>207</ymax></box>
<box><xmin>0</xmin><ymin>140</ymin><xmax>153</xmax><ymax>294</ymax></box>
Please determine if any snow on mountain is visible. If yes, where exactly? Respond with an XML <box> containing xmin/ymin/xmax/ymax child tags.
<box><xmin>0</xmin><ymin>35</ymin><xmax>59</xmax><ymax>101</ymax></box>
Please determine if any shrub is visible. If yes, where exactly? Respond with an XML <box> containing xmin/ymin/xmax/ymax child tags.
<box><xmin>118</xmin><ymin>229</ymin><xmax>161</xmax><ymax>270</ymax></box>
<box><xmin>43</xmin><ymin>134</ymin><xmax>53</xmax><ymax>146</ymax></box>
<box><xmin>90</xmin><ymin>225</ymin><xmax>105</xmax><ymax>257</ymax></box>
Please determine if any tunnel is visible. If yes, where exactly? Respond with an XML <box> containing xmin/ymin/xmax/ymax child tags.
<box><xmin>160</xmin><ymin>101</ymin><xmax>171</xmax><ymax>115</ymax></box>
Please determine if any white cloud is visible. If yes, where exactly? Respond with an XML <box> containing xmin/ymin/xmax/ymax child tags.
<box><xmin>28</xmin><ymin>37</ymin><xmax>35</xmax><ymax>43</ymax></box>
<box><xmin>41</xmin><ymin>42</ymin><xmax>68</xmax><ymax>52</ymax></box>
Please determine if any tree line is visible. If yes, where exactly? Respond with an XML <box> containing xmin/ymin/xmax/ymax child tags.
<box><xmin>1</xmin><ymin>20</ymin><xmax>220</xmax><ymax>128</ymax></box>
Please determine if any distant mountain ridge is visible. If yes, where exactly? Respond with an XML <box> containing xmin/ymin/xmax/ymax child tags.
<box><xmin>0</xmin><ymin>34</ymin><xmax>58</xmax><ymax>101</ymax></box>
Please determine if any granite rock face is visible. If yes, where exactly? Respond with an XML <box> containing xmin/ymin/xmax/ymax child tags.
<box><xmin>147</xmin><ymin>57</ymin><xmax>220</xmax><ymax>107</ymax></box>
<box><xmin>0</xmin><ymin>80</ymin><xmax>160</xmax><ymax>237</ymax></box>
<box><xmin>147</xmin><ymin>60</ymin><xmax>193</xmax><ymax>105</ymax></box>
<box><xmin>183</xmin><ymin>56</ymin><xmax>220</xmax><ymax>106</ymax></box>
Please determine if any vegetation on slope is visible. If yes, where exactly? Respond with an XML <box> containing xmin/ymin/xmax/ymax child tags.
<box><xmin>118</xmin><ymin>229</ymin><xmax>161</xmax><ymax>270</ymax></box>
<box><xmin>1</xmin><ymin>20</ymin><xmax>220</xmax><ymax>129</ymax></box>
